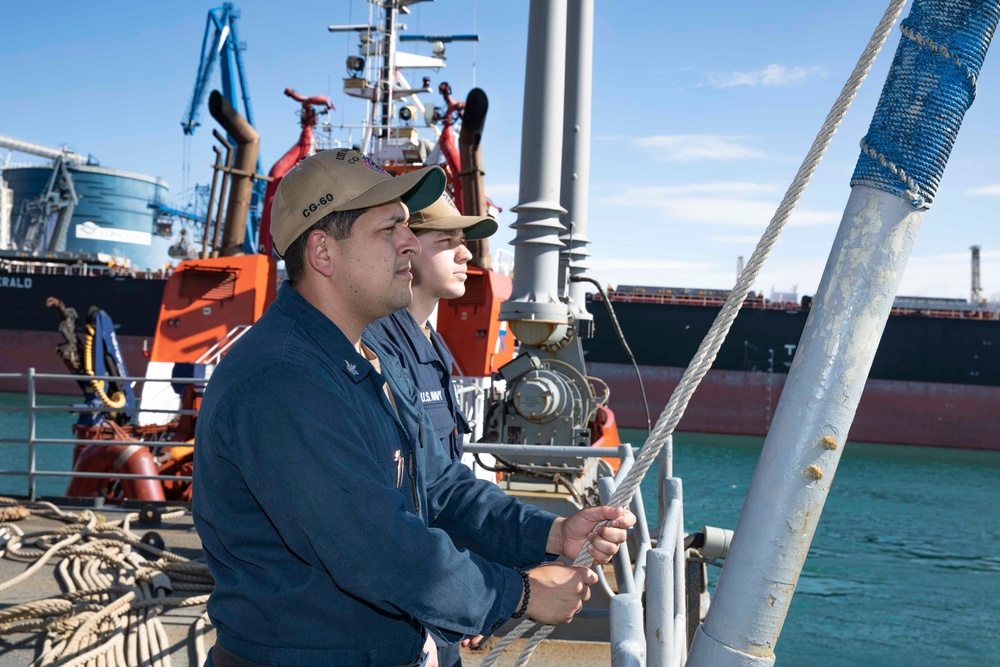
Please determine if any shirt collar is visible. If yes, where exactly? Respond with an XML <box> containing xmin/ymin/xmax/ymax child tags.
<box><xmin>392</xmin><ymin>310</ymin><xmax>452</xmax><ymax>366</ymax></box>
<box><xmin>274</xmin><ymin>281</ymin><xmax>375</xmax><ymax>384</ymax></box>
<box><xmin>427</xmin><ymin>322</ymin><xmax>457</xmax><ymax>371</ymax></box>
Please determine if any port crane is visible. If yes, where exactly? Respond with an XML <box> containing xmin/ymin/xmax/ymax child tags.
<box><xmin>181</xmin><ymin>3</ymin><xmax>263</xmax><ymax>254</ymax></box>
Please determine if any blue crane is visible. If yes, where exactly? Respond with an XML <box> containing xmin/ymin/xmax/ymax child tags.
<box><xmin>181</xmin><ymin>3</ymin><xmax>263</xmax><ymax>253</ymax></box>
<box><xmin>182</xmin><ymin>3</ymin><xmax>254</xmax><ymax>136</ymax></box>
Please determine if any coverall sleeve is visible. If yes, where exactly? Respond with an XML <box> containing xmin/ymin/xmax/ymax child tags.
<box><xmin>425</xmin><ymin>454</ymin><xmax>558</xmax><ymax>569</ymax></box>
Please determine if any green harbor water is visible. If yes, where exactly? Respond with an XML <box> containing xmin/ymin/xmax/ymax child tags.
<box><xmin>1</xmin><ymin>393</ymin><xmax>998</xmax><ymax>666</ymax></box>
<box><xmin>622</xmin><ymin>427</ymin><xmax>1000</xmax><ymax>667</ymax></box>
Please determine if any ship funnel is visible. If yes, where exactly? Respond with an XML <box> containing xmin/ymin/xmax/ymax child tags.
<box><xmin>208</xmin><ymin>90</ymin><xmax>260</xmax><ymax>256</ymax></box>
<box><xmin>459</xmin><ymin>87</ymin><xmax>491</xmax><ymax>270</ymax></box>
<box><xmin>971</xmin><ymin>245</ymin><xmax>983</xmax><ymax>304</ymax></box>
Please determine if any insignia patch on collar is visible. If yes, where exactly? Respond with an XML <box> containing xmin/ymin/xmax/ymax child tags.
<box><xmin>345</xmin><ymin>360</ymin><xmax>358</xmax><ymax>376</ymax></box>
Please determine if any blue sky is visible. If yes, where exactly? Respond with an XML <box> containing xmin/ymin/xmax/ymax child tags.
<box><xmin>2</xmin><ymin>1</ymin><xmax>998</xmax><ymax>301</ymax></box>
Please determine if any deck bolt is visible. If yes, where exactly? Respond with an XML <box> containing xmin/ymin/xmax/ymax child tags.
<box><xmin>821</xmin><ymin>435</ymin><xmax>838</xmax><ymax>450</ymax></box>
<box><xmin>805</xmin><ymin>465</ymin><xmax>824</xmax><ymax>480</ymax></box>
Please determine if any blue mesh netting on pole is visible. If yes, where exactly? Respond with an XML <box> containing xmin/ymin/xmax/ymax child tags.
<box><xmin>851</xmin><ymin>0</ymin><xmax>1000</xmax><ymax>209</ymax></box>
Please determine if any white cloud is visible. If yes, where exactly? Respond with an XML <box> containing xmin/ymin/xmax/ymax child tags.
<box><xmin>705</xmin><ymin>235</ymin><xmax>765</xmax><ymax>245</ymax></box>
<box><xmin>789</xmin><ymin>210</ymin><xmax>842</xmax><ymax>226</ymax></box>
<box><xmin>589</xmin><ymin>257</ymin><xmax>712</xmax><ymax>272</ymax></box>
<box><xmin>597</xmin><ymin>185</ymin><xmax>840</xmax><ymax>228</ymax></box>
<box><xmin>626</xmin><ymin>181</ymin><xmax>777</xmax><ymax>196</ymax></box>
<box><xmin>966</xmin><ymin>184</ymin><xmax>1000</xmax><ymax>197</ymax></box>
<box><xmin>605</xmin><ymin>134</ymin><xmax>766</xmax><ymax>162</ymax></box>
<box><xmin>707</xmin><ymin>64</ymin><xmax>826</xmax><ymax>88</ymax></box>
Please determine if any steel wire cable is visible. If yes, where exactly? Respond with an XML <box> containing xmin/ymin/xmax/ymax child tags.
<box><xmin>480</xmin><ymin>0</ymin><xmax>909</xmax><ymax>664</ymax></box>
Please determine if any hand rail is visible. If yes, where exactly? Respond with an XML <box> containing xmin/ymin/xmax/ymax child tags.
<box><xmin>1</xmin><ymin>369</ymin><xmax>203</xmax><ymax>500</ymax></box>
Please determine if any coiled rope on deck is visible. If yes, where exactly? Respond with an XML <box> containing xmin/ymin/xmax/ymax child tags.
<box><xmin>480</xmin><ymin>1</ymin><xmax>910</xmax><ymax>665</ymax></box>
<box><xmin>0</xmin><ymin>497</ymin><xmax>213</xmax><ymax>667</ymax></box>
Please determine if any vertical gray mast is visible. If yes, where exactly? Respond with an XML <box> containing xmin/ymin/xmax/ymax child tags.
<box><xmin>499</xmin><ymin>0</ymin><xmax>570</xmax><ymax>349</ymax></box>
<box><xmin>559</xmin><ymin>0</ymin><xmax>595</xmax><ymax>337</ymax></box>
<box><xmin>971</xmin><ymin>245</ymin><xmax>983</xmax><ymax>303</ymax></box>
<box><xmin>377</xmin><ymin>1</ymin><xmax>398</xmax><ymax>141</ymax></box>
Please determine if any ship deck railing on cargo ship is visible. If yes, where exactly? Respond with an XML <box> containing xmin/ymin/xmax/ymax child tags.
<box><xmin>592</xmin><ymin>291</ymin><xmax>790</xmax><ymax>310</ymax></box>
<box><xmin>591</xmin><ymin>291</ymin><xmax>1000</xmax><ymax>320</ymax></box>
<box><xmin>0</xmin><ymin>368</ymin><xmax>205</xmax><ymax>501</ymax></box>
<box><xmin>0</xmin><ymin>258</ymin><xmax>173</xmax><ymax>280</ymax></box>
<box><xmin>0</xmin><ymin>371</ymin><xmax>498</xmax><ymax>503</ymax></box>
<box><xmin>889</xmin><ymin>306</ymin><xmax>1000</xmax><ymax>320</ymax></box>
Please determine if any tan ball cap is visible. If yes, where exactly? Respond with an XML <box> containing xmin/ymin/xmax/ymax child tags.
<box><xmin>270</xmin><ymin>148</ymin><xmax>446</xmax><ymax>256</ymax></box>
<box><xmin>408</xmin><ymin>193</ymin><xmax>498</xmax><ymax>241</ymax></box>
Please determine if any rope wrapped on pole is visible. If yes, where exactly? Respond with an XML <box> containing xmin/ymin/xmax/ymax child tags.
<box><xmin>853</xmin><ymin>1</ymin><xmax>998</xmax><ymax>208</ymax></box>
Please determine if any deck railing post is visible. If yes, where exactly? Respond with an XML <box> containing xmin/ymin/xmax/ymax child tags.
<box><xmin>648</xmin><ymin>483</ymin><xmax>683</xmax><ymax>667</ymax></box>
<box><xmin>630</xmin><ymin>481</ymin><xmax>652</xmax><ymax>592</ymax></box>
<box><xmin>27</xmin><ymin>367</ymin><xmax>37</xmax><ymax>501</ymax></box>
<box><xmin>610</xmin><ymin>593</ymin><xmax>646</xmax><ymax>666</ymax></box>
<box><xmin>657</xmin><ymin>435</ymin><xmax>672</xmax><ymax>523</ymax></box>
<box><xmin>599</xmin><ymin>475</ymin><xmax>635</xmax><ymax>596</ymax></box>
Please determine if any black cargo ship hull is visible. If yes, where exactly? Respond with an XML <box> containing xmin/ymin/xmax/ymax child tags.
<box><xmin>583</xmin><ymin>298</ymin><xmax>1000</xmax><ymax>449</ymax></box>
<box><xmin>0</xmin><ymin>272</ymin><xmax>166</xmax><ymax>395</ymax></box>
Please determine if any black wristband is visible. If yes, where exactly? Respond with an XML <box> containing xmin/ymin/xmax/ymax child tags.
<box><xmin>511</xmin><ymin>568</ymin><xmax>530</xmax><ymax>620</ymax></box>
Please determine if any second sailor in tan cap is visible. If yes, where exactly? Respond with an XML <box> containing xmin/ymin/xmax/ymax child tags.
<box><xmin>368</xmin><ymin>189</ymin><xmax>498</xmax><ymax>470</ymax></box>
<box><xmin>366</xmin><ymin>192</ymin><xmax>499</xmax><ymax>663</ymax></box>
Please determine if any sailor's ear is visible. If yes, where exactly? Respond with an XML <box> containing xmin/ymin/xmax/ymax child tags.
<box><xmin>305</xmin><ymin>229</ymin><xmax>334</xmax><ymax>277</ymax></box>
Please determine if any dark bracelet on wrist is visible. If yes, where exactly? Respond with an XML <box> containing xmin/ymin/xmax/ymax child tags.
<box><xmin>511</xmin><ymin>568</ymin><xmax>530</xmax><ymax>620</ymax></box>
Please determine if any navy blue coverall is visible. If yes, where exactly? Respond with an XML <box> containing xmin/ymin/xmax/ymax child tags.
<box><xmin>193</xmin><ymin>284</ymin><xmax>555</xmax><ymax>666</ymax></box>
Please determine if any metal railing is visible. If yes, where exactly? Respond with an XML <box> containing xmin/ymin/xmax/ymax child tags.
<box><xmin>196</xmin><ymin>325</ymin><xmax>251</xmax><ymax>365</ymax></box>
<box><xmin>4</xmin><ymin>368</ymin><xmax>709</xmax><ymax>664</ymax></box>
<box><xmin>0</xmin><ymin>368</ymin><xmax>206</xmax><ymax>500</ymax></box>
<box><xmin>453</xmin><ymin>381</ymin><xmax>489</xmax><ymax>443</ymax></box>
<box><xmin>464</xmin><ymin>441</ymin><xmax>691</xmax><ymax>665</ymax></box>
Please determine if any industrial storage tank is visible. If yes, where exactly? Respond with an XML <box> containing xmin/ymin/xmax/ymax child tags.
<box><xmin>3</xmin><ymin>164</ymin><xmax>173</xmax><ymax>271</ymax></box>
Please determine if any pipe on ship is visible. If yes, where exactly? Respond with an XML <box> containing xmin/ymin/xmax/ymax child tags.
<box><xmin>458</xmin><ymin>87</ymin><xmax>491</xmax><ymax>269</ymax></box>
<box><xmin>498</xmin><ymin>0</ymin><xmax>570</xmax><ymax>348</ymax></box>
<box><xmin>559</xmin><ymin>0</ymin><xmax>595</xmax><ymax>336</ymax></box>
<box><xmin>208</xmin><ymin>90</ymin><xmax>260</xmax><ymax>256</ymax></box>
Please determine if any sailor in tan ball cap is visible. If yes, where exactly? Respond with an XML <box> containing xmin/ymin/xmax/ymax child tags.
<box><xmin>194</xmin><ymin>148</ymin><xmax>633</xmax><ymax>667</ymax></box>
